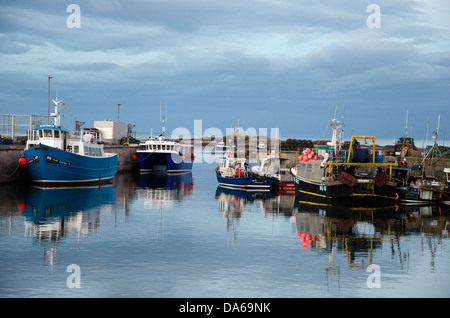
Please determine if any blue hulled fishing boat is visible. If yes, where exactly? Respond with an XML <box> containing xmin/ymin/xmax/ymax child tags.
<box><xmin>21</xmin><ymin>97</ymin><xmax>117</xmax><ymax>186</ymax></box>
<box><xmin>136</xmin><ymin>109</ymin><xmax>194</xmax><ymax>173</ymax></box>
<box><xmin>215</xmin><ymin>150</ymin><xmax>274</xmax><ymax>190</ymax></box>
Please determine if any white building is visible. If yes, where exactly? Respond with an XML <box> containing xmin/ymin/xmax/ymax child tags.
<box><xmin>94</xmin><ymin>120</ymin><xmax>127</xmax><ymax>144</ymax></box>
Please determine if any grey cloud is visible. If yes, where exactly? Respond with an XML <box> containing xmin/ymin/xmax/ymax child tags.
<box><xmin>55</xmin><ymin>62</ymin><xmax>119</xmax><ymax>72</ymax></box>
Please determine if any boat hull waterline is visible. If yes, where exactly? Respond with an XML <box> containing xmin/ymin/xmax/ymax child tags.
<box><xmin>215</xmin><ymin>167</ymin><xmax>274</xmax><ymax>191</ymax></box>
<box><xmin>23</xmin><ymin>144</ymin><xmax>117</xmax><ymax>186</ymax></box>
<box><xmin>136</xmin><ymin>152</ymin><xmax>194</xmax><ymax>173</ymax></box>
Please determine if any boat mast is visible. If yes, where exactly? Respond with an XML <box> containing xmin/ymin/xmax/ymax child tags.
<box><xmin>50</xmin><ymin>95</ymin><xmax>62</xmax><ymax>127</ymax></box>
<box><xmin>160</xmin><ymin>102</ymin><xmax>167</xmax><ymax>139</ymax></box>
<box><xmin>328</xmin><ymin>105</ymin><xmax>344</xmax><ymax>154</ymax></box>
<box><xmin>423</xmin><ymin>114</ymin><xmax>440</xmax><ymax>164</ymax></box>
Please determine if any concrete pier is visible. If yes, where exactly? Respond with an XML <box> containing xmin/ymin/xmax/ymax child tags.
<box><xmin>0</xmin><ymin>145</ymin><xmax>29</xmax><ymax>184</ymax></box>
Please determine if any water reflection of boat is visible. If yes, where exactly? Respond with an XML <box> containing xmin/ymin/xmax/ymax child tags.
<box><xmin>22</xmin><ymin>185</ymin><xmax>117</xmax><ymax>266</ymax></box>
<box><xmin>23</xmin><ymin>185</ymin><xmax>116</xmax><ymax>220</ymax></box>
<box><xmin>258</xmin><ymin>193</ymin><xmax>296</xmax><ymax>217</ymax></box>
<box><xmin>293</xmin><ymin>201</ymin><xmax>395</xmax><ymax>269</ymax></box>
<box><xmin>393</xmin><ymin>204</ymin><xmax>450</xmax><ymax>237</ymax></box>
<box><xmin>292</xmin><ymin>201</ymin><xmax>449</xmax><ymax>273</ymax></box>
<box><xmin>135</xmin><ymin>172</ymin><xmax>194</xmax><ymax>210</ymax></box>
<box><xmin>215</xmin><ymin>186</ymin><xmax>273</xmax><ymax>218</ymax></box>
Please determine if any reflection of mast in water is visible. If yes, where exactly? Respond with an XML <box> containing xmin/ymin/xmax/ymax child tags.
<box><xmin>325</xmin><ymin>244</ymin><xmax>340</xmax><ymax>293</ymax></box>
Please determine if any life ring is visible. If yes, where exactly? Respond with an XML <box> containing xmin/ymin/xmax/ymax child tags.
<box><xmin>398</xmin><ymin>159</ymin><xmax>405</xmax><ymax>167</ymax></box>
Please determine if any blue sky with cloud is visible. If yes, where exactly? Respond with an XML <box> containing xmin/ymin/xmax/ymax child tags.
<box><xmin>0</xmin><ymin>0</ymin><xmax>449</xmax><ymax>141</ymax></box>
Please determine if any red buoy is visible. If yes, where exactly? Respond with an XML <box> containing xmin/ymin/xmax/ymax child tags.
<box><xmin>19</xmin><ymin>158</ymin><xmax>27</xmax><ymax>165</ymax></box>
<box><xmin>132</xmin><ymin>154</ymin><xmax>138</xmax><ymax>161</ymax></box>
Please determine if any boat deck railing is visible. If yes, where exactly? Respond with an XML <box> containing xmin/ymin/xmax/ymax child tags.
<box><xmin>216</xmin><ymin>166</ymin><xmax>250</xmax><ymax>178</ymax></box>
<box><xmin>323</xmin><ymin>155</ymin><xmax>397</xmax><ymax>181</ymax></box>
<box><xmin>27</xmin><ymin>127</ymin><xmax>103</xmax><ymax>144</ymax></box>
<box><xmin>70</xmin><ymin>128</ymin><xmax>103</xmax><ymax>143</ymax></box>
<box><xmin>313</xmin><ymin>136</ymin><xmax>399</xmax><ymax>180</ymax></box>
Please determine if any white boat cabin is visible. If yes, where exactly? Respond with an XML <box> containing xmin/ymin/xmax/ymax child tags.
<box><xmin>139</xmin><ymin>136</ymin><xmax>192</xmax><ymax>156</ymax></box>
<box><xmin>25</xmin><ymin>96</ymin><xmax>109</xmax><ymax>158</ymax></box>
<box><xmin>26</xmin><ymin>125</ymin><xmax>106</xmax><ymax>158</ymax></box>
<box><xmin>444</xmin><ymin>168</ymin><xmax>450</xmax><ymax>185</ymax></box>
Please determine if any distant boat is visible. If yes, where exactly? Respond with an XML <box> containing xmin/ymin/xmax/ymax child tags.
<box><xmin>212</xmin><ymin>141</ymin><xmax>228</xmax><ymax>154</ymax></box>
<box><xmin>215</xmin><ymin>150</ymin><xmax>274</xmax><ymax>190</ymax></box>
<box><xmin>257</xmin><ymin>142</ymin><xmax>266</xmax><ymax>151</ymax></box>
<box><xmin>21</xmin><ymin>97</ymin><xmax>117</xmax><ymax>186</ymax></box>
<box><xmin>394</xmin><ymin>166</ymin><xmax>447</xmax><ymax>205</ymax></box>
<box><xmin>136</xmin><ymin>109</ymin><xmax>194</xmax><ymax>173</ymax></box>
<box><xmin>291</xmin><ymin>114</ymin><xmax>397</xmax><ymax>207</ymax></box>
<box><xmin>440</xmin><ymin>168</ymin><xmax>450</xmax><ymax>205</ymax></box>
<box><xmin>393</xmin><ymin>116</ymin><xmax>448</xmax><ymax>205</ymax></box>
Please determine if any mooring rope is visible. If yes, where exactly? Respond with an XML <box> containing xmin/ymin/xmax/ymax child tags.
<box><xmin>3</xmin><ymin>162</ymin><xmax>21</xmax><ymax>178</ymax></box>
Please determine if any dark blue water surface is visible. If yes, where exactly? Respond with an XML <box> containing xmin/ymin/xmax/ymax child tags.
<box><xmin>1</xmin><ymin>158</ymin><xmax>449</xmax><ymax>298</ymax></box>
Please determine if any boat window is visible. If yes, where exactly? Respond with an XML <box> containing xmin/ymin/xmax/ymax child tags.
<box><xmin>74</xmin><ymin>145</ymin><xmax>79</xmax><ymax>153</ymax></box>
<box><xmin>44</xmin><ymin>129</ymin><xmax>52</xmax><ymax>137</ymax></box>
<box><xmin>67</xmin><ymin>145</ymin><xmax>72</xmax><ymax>152</ymax></box>
<box><xmin>38</xmin><ymin>130</ymin><xmax>43</xmax><ymax>138</ymax></box>
<box><xmin>54</xmin><ymin>130</ymin><xmax>60</xmax><ymax>138</ymax></box>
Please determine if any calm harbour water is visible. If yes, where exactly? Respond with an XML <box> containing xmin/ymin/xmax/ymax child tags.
<box><xmin>1</xmin><ymin>157</ymin><xmax>449</xmax><ymax>298</ymax></box>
